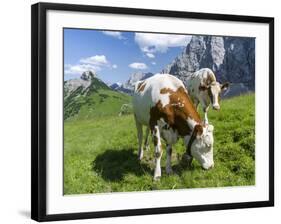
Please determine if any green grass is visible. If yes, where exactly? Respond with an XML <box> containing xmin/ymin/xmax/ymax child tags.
<box><xmin>64</xmin><ymin>93</ymin><xmax>255</xmax><ymax>194</ymax></box>
<box><xmin>65</xmin><ymin>88</ymin><xmax>131</xmax><ymax>121</ymax></box>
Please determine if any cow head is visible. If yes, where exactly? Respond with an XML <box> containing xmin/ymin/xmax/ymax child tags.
<box><xmin>184</xmin><ymin>124</ymin><xmax>214</xmax><ymax>170</ymax></box>
<box><xmin>199</xmin><ymin>82</ymin><xmax>229</xmax><ymax>110</ymax></box>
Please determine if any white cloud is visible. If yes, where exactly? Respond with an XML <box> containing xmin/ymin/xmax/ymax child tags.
<box><xmin>151</xmin><ymin>61</ymin><xmax>156</xmax><ymax>65</ymax></box>
<box><xmin>129</xmin><ymin>62</ymin><xmax>148</xmax><ymax>70</ymax></box>
<box><xmin>64</xmin><ymin>64</ymin><xmax>100</xmax><ymax>75</ymax></box>
<box><xmin>135</xmin><ymin>33</ymin><xmax>191</xmax><ymax>53</ymax></box>
<box><xmin>65</xmin><ymin>55</ymin><xmax>117</xmax><ymax>76</ymax></box>
<box><xmin>80</xmin><ymin>55</ymin><xmax>109</xmax><ymax>66</ymax></box>
<box><xmin>146</xmin><ymin>53</ymin><xmax>155</xmax><ymax>58</ymax></box>
<box><xmin>102</xmin><ymin>31</ymin><xmax>124</xmax><ymax>39</ymax></box>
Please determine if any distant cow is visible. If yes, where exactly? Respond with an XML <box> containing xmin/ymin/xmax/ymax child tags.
<box><xmin>186</xmin><ymin>68</ymin><xmax>229</xmax><ymax>124</ymax></box>
<box><xmin>132</xmin><ymin>74</ymin><xmax>214</xmax><ymax>180</ymax></box>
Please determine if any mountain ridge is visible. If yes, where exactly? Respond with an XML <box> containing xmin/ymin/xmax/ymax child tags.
<box><xmin>163</xmin><ymin>35</ymin><xmax>255</xmax><ymax>95</ymax></box>
<box><xmin>110</xmin><ymin>71</ymin><xmax>154</xmax><ymax>94</ymax></box>
<box><xmin>64</xmin><ymin>71</ymin><xmax>130</xmax><ymax>120</ymax></box>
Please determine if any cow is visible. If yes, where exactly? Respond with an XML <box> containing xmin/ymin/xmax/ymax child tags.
<box><xmin>186</xmin><ymin>68</ymin><xmax>229</xmax><ymax>124</ymax></box>
<box><xmin>132</xmin><ymin>74</ymin><xmax>214</xmax><ymax>180</ymax></box>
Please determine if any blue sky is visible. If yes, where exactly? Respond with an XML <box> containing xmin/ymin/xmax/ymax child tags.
<box><xmin>64</xmin><ymin>28</ymin><xmax>191</xmax><ymax>84</ymax></box>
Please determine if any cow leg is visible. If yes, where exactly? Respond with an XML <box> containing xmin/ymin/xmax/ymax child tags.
<box><xmin>144</xmin><ymin>127</ymin><xmax>150</xmax><ymax>151</ymax></box>
<box><xmin>166</xmin><ymin>144</ymin><xmax>173</xmax><ymax>175</ymax></box>
<box><xmin>204</xmin><ymin>113</ymin><xmax>208</xmax><ymax>124</ymax></box>
<box><xmin>135</xmin><ymin>119</ymin><xmax>144</xmax><ymax>160</ymax></box>
<box><xmin>203</xmin><ymin>107</ymin><xmax>209</xmax><ymax>125</ymax></box>
<box><xmin>199</xmin><ymin>95</ymin><xmax>210</xmax><ymax>124</ymax></box>
<box><xmin>152</xmin><ymin>125</ymin><xmax>162</xmax><ymax>180</ymax></box>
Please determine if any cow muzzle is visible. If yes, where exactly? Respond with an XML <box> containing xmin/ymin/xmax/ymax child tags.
<box><xmin>202</xmin><ymin>162</ymin><xmax>214</xmax><ymax>170</ymax></box>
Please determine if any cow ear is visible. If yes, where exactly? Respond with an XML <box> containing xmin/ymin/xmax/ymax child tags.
<box><xmin>194</xmin><ymin>124</ymin><xmax>204</xmax><ymax>137</ymax></box>
<box><xmin>221</xmin><ymin>82</ymin><xmax>229</xmax><ymax>91</ymax></box>
<box><xmin>199</xmin><ymin>84</ymin><xmax>208</xmax><ymax>91</ymax></box>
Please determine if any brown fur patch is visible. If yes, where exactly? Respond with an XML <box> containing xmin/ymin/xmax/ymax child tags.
<box><xmin>201</xmin><ymin>71</ymin><xmax>216</xmax><ymax>87</ymax></box>
<box><xmin>150</xmin><ymin>86</ymin><xmax>202</xmax><ymax>136</ymax></box>
<box><xmin>137</xmin><ymin>82</ymin><xmax>146</xmax><ymax>92</ymax></box>
<box><xmin>206</xmin><ymin>71</ymin><xmax>216</xmax><ymax>84</ymax></box>
<box><xmin>160</xmin><ymin>88</ymin><xmax>174</xmax><ymax>94</ymax></box>
<box><xmin>208</xmin><ymin>88</ymin><xmax>213</xmax><ymax>104</ymax></box>
<box><xmin>199</xmin><ymin>84</ymin><xmax>208</xmax><ymax>91</ymax></box>
<box><xmin>153</xmin><ymin>134</ymin><xmax>158</xmax><ymax>146</ymax></box>
<box><xmin>194</xmin><ymin>124</ymin><xmax>203</xmax><ymax>136</ymax></box>
<box><xmin>136</xmin><ymin>81</ymin><xmax>146</xmax><ymax>92</ymax></box>
<box><xmin>136</xmin><ymin>81</ymin><xmax>143</xmax><ymax>90</ymax></box>
<box><xmin>186</xmin><ymin>124</ymin><xmax>203</xmax><ymax>155</ymax></box>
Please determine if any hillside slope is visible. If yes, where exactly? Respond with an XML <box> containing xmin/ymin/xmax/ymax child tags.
<box><xmin>64</xmin><ymin>71</ymin><xmax>131</xmax><ymax>120</ymax></box>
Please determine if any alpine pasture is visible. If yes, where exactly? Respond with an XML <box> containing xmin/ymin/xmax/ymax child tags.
<box><xmin>63</xmin><ymin>86</ymin><xmax>255</xmax><ymax>194</ymax></box>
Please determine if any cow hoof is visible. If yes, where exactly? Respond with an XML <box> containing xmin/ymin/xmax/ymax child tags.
<box><xmin>181</xmin><ymin>156</ymin><xmax>193</xmax><ymax>169</ymax></box>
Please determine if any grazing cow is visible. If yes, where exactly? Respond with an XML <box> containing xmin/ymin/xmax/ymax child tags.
<box><xmin>132</xmin><ymin>74</ymin><xmax>214</xmax><ymax>180</ymax></box>
<box><xmin>186</xmin><ymin>68</ymin><xmax>229</xmax><ymax>124</ymax></box>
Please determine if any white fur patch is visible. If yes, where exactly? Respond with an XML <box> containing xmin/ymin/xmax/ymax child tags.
<box><xmin>132</xmin><ymin>73</ymin><xmax>186</xmax><ymax>125</ymax></box>
<box><xmin>187</xmin><ymin>117</ymin><xmax>197</xmax><ymax>129</ymax></box>
<box><xmin>190</xmin><ymin>124</ymin><xmax>214</xmax><ymax>169</ymax></box>
<box><xmin>159</xmin><ymin>92</ymin><xmax>171</xmax><ymax>107</ymax></box>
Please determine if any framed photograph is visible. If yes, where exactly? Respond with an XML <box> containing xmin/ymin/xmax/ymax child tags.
<box><xmin>31</xmin><ymin>2</ymin><xmax>274</xmax><ymax>222</ymax></box>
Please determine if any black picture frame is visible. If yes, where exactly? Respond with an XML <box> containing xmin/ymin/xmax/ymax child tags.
<box><xmin>31</xmin><ymin>2</ymin><xmax>274</xmax><ymax>222</ymax></box>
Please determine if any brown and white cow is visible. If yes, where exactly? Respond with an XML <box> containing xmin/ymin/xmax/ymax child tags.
<box><xmin>186</xmin><ymin>68</ymin><xmax>229</xmax><ymax>124</ymax></box>
<box><xmin>132</xmin><ymin>74</ymin><xmax>214</xmax><ymax>180</ymax></box>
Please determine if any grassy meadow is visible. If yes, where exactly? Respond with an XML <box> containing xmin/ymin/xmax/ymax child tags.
<box><xmin>64</xmin><ymin>93</ymin><xmax>255</xmax><ymax>195</ymax></box>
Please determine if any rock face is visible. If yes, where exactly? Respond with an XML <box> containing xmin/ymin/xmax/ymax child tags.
<box><xmin>64</xmin><ymin>71</ymin><xmax>108</xmax><ymax>99</ymax></box>
<box><xmin>110</xmin><ymin>82</ymin><xmax>122</xmax><ymax>90</ymax></box>
<box><xmin>222</xmin><ymin>83</ymin><xmax>250</xmax><ymax>98</ymax></box>
<box><xmin>80</xmin><ymin>70</ymin><xmax>97</xmax><ymax>81</ymax></box>
<box><xmin>163</xmin><ymin>35</ymin><xmax>255</xmax><ymax>94</ymax></box>
<box><xmin>111</xmin><ymin>72</ymin><xmax>154</xmax><ymax>94</ymax></box>
<box><xmin>110</xmin><ymin>83</ymin><xmax>132</xmax><ymax>94</ymax></box>
<box><xmin>64</xmin><ymin>71</ymin><xmax>112</xmax><ymax>119</ymax></box>
<box><xmin>64</xmin><ymin>78</ymin><xmax>91</xmax><ymax>99</ymax></box>
<box><xmin>122</xmin><ymin>72</ymin><xmax>154</xmax><ymax>91</ymax></box>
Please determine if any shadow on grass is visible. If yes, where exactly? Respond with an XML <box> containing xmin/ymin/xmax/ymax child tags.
<box><xmin>92</xmin><ymin>148</ymin><xmax>151</xmax><ymax>182</ymax></box>
<box><xmin>171</xmin><ymin>156</ymin><xmax>195</xmax><ymax>175</ymax></box>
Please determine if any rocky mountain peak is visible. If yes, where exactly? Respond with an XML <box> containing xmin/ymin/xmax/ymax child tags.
<box><xmin>122</xmin><ymin>72</ymin><xmax>153</xmax><ymax>91</ymax></box>
<box><xmin>109</xmin><ymin>71</ymin><xmax>154</xmax><ymax>95</ymax></box>
<box><xmin>64</xmin><ymin>70</ymin><xmax>108</xmax><ymax>99</ymax></box>
<box><xmin>164</xmin><ymin>35</ymin><xmax>255</xmax><ymax>94</ymax></box>
<box><xmin>110</xmin><ymin>82</ymin><xmax>122</xmax><ymax>90</ymax></box>
<box><xmin>127</xmin><ymin>72</ymin><xmax>153</xmax><ymax>85</ymax></box>
<box><xmin>80</xmin><ymin>70</ymin><xmax>97</xmax><ymax>81</ymax></box>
